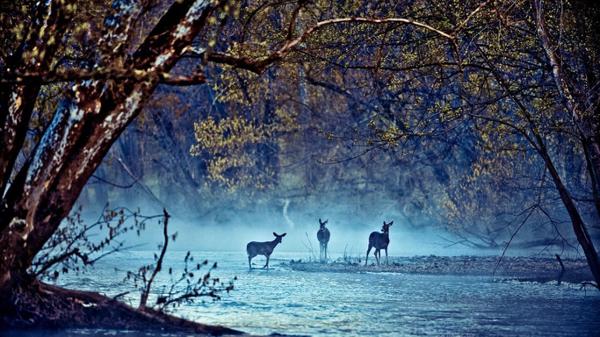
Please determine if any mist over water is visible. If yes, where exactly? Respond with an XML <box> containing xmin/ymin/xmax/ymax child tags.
<box><xmin>97</xmin><ymin>202</ymin><xmax>440</xmax><ymax>255</ymax></box>
<box><xmin>170</xmin><ymin>220</ymin><xmax>472</xmax><ymax>256</ymax></box>
<box><xmin>65</xmin><ymin>180</ymin><xmax>594</xmax><ymax>337</ymax></box>
<box><xmin>44</xmin><ymin>168</ymin><xmax>592</xmax><ymax>337</ymax></box>
<box><xmin>88</xmin><ymin>195</ymin><xmax>576</xmax><ymax>259</ymax></box>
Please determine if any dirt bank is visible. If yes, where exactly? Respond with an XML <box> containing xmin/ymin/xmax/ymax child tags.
<box><xmin>0</xmin><ymin>280</ymin><xmax>246</xmax><ymax>336</ymax></box>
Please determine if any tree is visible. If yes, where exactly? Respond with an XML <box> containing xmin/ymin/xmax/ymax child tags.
<box><xmin>456</xmin><ymin>0</ymin><xmax>600</xmax><ymax>287</ymax></box>
<box><xmin>0</xmin><ymin>0</ymin><xmax>220</xmax><ymax>295</ymax></box>
<box><xmin>0</xmin><ymin>0</ymin><xmax>461</xmax><ymax>328</ymax></box>
<box><xmin>202</xmin><ymin>0</ymin><xmax>600</xmax><ymax>287</ymax></box>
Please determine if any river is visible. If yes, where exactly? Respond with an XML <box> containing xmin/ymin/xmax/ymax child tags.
<box><xmin>9</xmin><ymin>250</ymin><xmax>600</xmax><ymax>337</ymax></box>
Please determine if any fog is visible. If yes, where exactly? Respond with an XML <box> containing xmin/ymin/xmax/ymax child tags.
<box><xmin>167</xmin><ymin>220</ymin><xmax>479</xmax><ymax>256</ymax></box>
<box><xmin>88</xmin><ymin>196</ymin><xmax>543</xmax><ymax>258</ymax></box>
<box><xmin>71</xmin><ymin>151</ymin><xmax>585</xmax><ymax>262</ymax></box>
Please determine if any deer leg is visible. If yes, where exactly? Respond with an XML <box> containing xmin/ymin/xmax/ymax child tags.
<box><xmin>248</xmin><ymin>256</ymin><xmax>252</xmax><ymax>270</ymax></box>
<box><xmin>320</xmin><ymin>243</ymin><xmax>323</xmax><ymax>262</ymax></box>
<box><xmin>385</xmin><ymin>248</ymin><xmax>388</xmax><ymax>265</ymax></box>
<box><xmin>263</xmin><ymin>255</ymin><xmax>270</xmax><ymax>269</ymax></box>
<box><xmin>375</xmin><ymin>249</ymin><xmax>380</xmax><ymax>265</ymax></box>
<box><xmin>365</xmin><ymin>245</ymin><xmax>372</xmax><ymax>266</ymax></box>
<box><xmin>325</xmin><ymin>244</ymin><xmax>328</xmax><ymax>261</ymax></box>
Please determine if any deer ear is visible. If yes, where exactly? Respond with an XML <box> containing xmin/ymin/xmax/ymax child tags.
<box><xmin>324</xmin><ymin>219</ymin><xmax>328</xmax><ymax>224</ymax></box>
<box><xmin>273</xmin><ymin>232</ymin><xmax>277</xmax><ymax>237</ymax></box>
<box><xmin>389</xmin><ymin>221</ymin><xmax>393</xmax><ymax>226</ymax></box>
<box><xmin>281</xmin><ymin>233</ymin><xmax>287</xmax><ymax>237</ymax></box>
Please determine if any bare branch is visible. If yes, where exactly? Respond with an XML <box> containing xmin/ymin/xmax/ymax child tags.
<box><xmin>207</xmin><ymin>16</ymin><xmax>455</xmax><ymax>73</ymax></box>
<box><xmin>139</xmin><ymin>209</ymin><xmax>170</xmax><ymax>310</ymax></box>
<box><xmin>454</xmin><ymin>0</ymin><xmax>493</xmax><ymax>33</ymax></box>
<box><xmin>533</xmin><ymin>0</ymin><xmax>583</xmax><ymax>125</ymax></box>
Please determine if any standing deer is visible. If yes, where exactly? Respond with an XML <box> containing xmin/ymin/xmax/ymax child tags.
<box><xmin>317</xmin><ymin>218</ymin><xmax>330</xmax><ymax>262</ymax></box>
<box><xmin>365</xmin><ymin>221</ymin><xmax>393</xmax><ymax>266</ymax></box>
<box><xmin>246</xmin><ymin>232</ymin><xmax>287</xmax><ymax>270</ymax></box>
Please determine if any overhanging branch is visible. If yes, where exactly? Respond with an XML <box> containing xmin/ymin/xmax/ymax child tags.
<box><xmin>0</xmin><ymin>69</ymin><xmax>206</xmax><ymax>86</ymax></box>
<box><xmin>205</xmin><ymin>16</ymin><xmax>456</xmax><ymax>74</ymax></box>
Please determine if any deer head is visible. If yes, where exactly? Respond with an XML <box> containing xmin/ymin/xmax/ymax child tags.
<box><xmin>381</xmin><ymin>221</ymin><xmax>393</xmax><ymax>233</ymax></box>
<box><xmin>319</xmin><ymin>218</ymin><xmax>328</xmax><ymax>229</ymax></box>
<box><xmin>273</xmin><ymin>232</ymin><xmax>287</xmax><ymax>244</ymax></box>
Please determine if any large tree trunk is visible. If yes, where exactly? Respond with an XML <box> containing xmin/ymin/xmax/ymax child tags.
<box><xmin>0</xmin><ymin>0</ymin><xmax>215</xmax><ymax>294</ymax></box>
<box><xmin>574</xmin><ymin>0</ymin><xmax>600</xmax><ymax>219</ymax></box>
<box><xmin>542</xmin><ymin>150</ymin><xmax>600</xmax><ymax>286</ymax></box>
<box><xmin>583</xmin><ymin>139</ymin><xmax>600</xmax><ymax>217</ymax></box>
<box><xmin>0</xmin><ymin>0</ymin><xmax>70</xmax><ymax>197</ymax></box>
<box><xmin>534</xmin><ymin>0</ymin><xmax>600</xmax><ymax>219</ymax></box>
<box><xmin>533</xmin><ymin>0</ymin><xmax>600</xmax><ymax>287</ymax></box>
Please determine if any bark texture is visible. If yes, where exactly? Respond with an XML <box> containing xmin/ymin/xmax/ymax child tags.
<box><xmin>0</xmin><ymin>0</ymin><xmax>215</xmax><ymax>294</ymax></box>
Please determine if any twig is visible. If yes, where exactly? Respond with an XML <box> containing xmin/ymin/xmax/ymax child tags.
<box><xmin>493</xmin><ymin>204</ymin><xmax>536</xmax><ymax>277</ymax></box>
<box><xmin>556</xmin><ymin>254</ymin><xmax>565</xmax><ymax>285</ymax></box>
<box><xmin>112</xmin><ymin>291</ymin><xmax>130</xmax><ymax>300</ymax></box>
<box><xmin>139</xmin><ymin>209</ymin><xmax>170</xmax><ymax>310</ymax></box>
<box><xmin>303</xmin><ymin>232</ymin><xmax>316</xmax><ymax>262</ymax></box>
<box><xmin>116</xmin><ymin>157</ymin><xmax>166</xmax><ymax>207</ymax></box>
<box><xmin>90</xmin><ymin>174</ymin><xmax>136</xmax><ymax>189</ymax></box>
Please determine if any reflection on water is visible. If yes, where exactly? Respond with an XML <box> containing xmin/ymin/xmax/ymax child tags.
<box><xmin>10</xmin><ymin>251</ymin><xmax>600</xmax><ymax>337</ymax></box>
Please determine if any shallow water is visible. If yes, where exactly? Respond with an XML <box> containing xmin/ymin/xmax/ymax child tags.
<box><xmin>18</xmin><ymin>251</ymin><xmax>600</xmax><ymax>336</ymax></box>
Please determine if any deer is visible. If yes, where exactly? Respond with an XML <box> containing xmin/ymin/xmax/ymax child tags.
<box><xmin>365</xmin><ymin>221</ymin><xmax>393</xmax><ymax>266</ymax></box>
<box><xmin>246</xmin><ymin>232</ymin><xmax>287</xmax><ymax>270</ymax></box>
<box><xmin>317</xmin><ymin>218</ymin><xmax>330</xmax><ymax>262</ymax></box>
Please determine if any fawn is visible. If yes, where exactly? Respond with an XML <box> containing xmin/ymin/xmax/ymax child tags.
<box><xmin>246</xmin><ymin>232</ymin><xmax>286</xmax><ymax>270</ymax></box>
<box><xmin>317</xmin><ymin>218</ymin><xmax>330</xmax><ymax>262</ymax></box>
<box><xmin>365</xmin><ymin>221</ymin><xmax>393</xmax><ymax>266</ymax></box>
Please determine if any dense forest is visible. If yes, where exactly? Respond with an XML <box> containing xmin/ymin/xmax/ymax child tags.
<box><xmin>70</xmin><ymin>0</ymin><xmax>600</xmax><ymax>250</ymax></box>
<box><xmin>73</xmin><ymin>1</ymin><xmax>600</xmax><ymax>250</ymax></box>
<box><xmin>1</xmin><ymin>0</ymin><xmax>599</xmax><ymax>332</ymax></box>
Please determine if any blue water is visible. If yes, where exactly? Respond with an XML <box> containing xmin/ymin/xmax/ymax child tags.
<box><xmin>31</xmin><ymin>251</ymin><xmax>600</xmax><ymax>336</ymax></box>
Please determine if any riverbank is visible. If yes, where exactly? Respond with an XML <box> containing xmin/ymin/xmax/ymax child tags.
<box><xmin>0</xmin><ymin>280</ymin><xmax>248</xmax><ymax>336</ymax></box>
<box><xmin>285</xmin><ymin>255</ymin><xmax>594</xmax><ymax>284</ymax></box>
